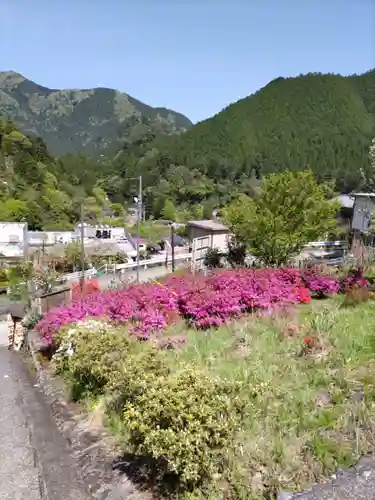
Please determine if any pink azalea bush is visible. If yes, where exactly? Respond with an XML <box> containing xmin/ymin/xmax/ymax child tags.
<box><xmin>341</xmin><ymin>267</ymin><xmax>369</xmax><ymax>291</ymax></box>
<box><xmin>301</xmin><ymin>268</ymin><xmax>341</xmax><ymax>296</ymax></box>
<box><xmin>36</xmin><ymin>268</ymin><xmax>341</xmax><ymax>345</ymax></box>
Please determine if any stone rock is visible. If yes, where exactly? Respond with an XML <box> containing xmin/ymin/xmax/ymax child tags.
<box><xmin>251</xmin><ymin>472</ymin><xmax>264</xmax><ymax>493</ymax></box>
<box><xmin>363</xmin><ymin>470</ymin><xmax>372</xmax><ymax>479</ymax></box>
<box><xmin>277</xmin><ymin>491</ymin><xmax>294</xmax><ymax>500</ymax></box>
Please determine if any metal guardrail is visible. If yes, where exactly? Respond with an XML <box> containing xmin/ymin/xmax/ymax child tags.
<box><xmin>303</xmin><ymin>240</ymin><xmax>347</xmax><ymax>249</ymax></box>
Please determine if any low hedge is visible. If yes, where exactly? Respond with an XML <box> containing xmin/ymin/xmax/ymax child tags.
<box><xmin>52</xmin><ymin>320</ymin><xmax>247</xmax><ymax>492</ymax></box>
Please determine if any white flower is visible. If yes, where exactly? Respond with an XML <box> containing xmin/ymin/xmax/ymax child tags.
<box><xmin>66</xmin><ymin>345</ymin><xmax>74</xmax><ymax>356</ymax></box>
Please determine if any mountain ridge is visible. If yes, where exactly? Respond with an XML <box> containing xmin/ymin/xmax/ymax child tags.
<box><xmin>0</xmin><ymin>71</ymin><xmax>192</xmax><ymax>156</ymax></box>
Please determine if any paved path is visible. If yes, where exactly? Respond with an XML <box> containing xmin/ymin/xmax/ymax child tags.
<box><xmin>0</xmin><ymin>334</ymin><xmax>41</xmax><ymax>499</ymax></box>
<box><xmin>0</xmin><ymin>321</ymin><xmax>90</xmax><ymax>500</ymax></box>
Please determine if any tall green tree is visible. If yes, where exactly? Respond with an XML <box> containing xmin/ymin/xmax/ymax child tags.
<box><xmin>64</xmin><ymin>242</ymin><xmax>83</xmax><ymax>270</ymax></box>
<box><xmin>161</xmin><ymin>199</ymin><xmax>177</xmax><ymax>221</ymax></box>
<box><xmin>224</xmin><ymin>170</ymin><xmax>339</xmax><ymax>266</ymax></box>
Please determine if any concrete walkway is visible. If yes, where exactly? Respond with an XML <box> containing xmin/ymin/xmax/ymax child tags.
<box><xmin>0</xmin><ymin>321</ymin><xmax>90</xmax><ymax>500</ymax></box>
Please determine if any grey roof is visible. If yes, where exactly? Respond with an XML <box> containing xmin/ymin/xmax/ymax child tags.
<box><xmin>166</xmin><ymin>235</ymin><xmax>186</xmax><ymax>245</ymax></box>
<box><xmin>187</xmin><ymin>220</ymin><xmax>229</xmax><ymax>232</ymax></box>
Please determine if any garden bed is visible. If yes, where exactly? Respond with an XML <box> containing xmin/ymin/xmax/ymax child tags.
<box><xmin>33</xmin><ymin>268</ymin><xmax>375</xmax><ymax>499</ymax></box>
<box><xmin>36</xmin><ymin>267</ymin><xmax>339</xmax><ymax>342</ymax></box>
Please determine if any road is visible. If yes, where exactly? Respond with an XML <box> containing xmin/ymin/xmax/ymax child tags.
<box><xmin>0</xmin><ymin>321</ymin><xmax>90</xmax><ymax>500</ymax></box>
<box><xmin>97</xmin><ymin>264</ymin><xmax>177</xmax><ymax>288</ymax></box>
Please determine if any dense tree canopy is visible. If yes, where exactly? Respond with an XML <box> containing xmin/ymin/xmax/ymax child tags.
<box><xmin>0</xmin><ymin>120</ymin><xmax>110</xmax><ymax>229</ymax></box>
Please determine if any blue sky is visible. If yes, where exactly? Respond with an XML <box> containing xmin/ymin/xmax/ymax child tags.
<box><xmin>1</xmin><ymin>0</ymin><xmax>374</xmax><ymax>123</ymax></box>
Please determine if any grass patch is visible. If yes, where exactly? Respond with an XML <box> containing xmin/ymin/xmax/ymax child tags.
<box><xmin>159</xmin><ymin>298</ymin><xmax>375</xmax><ymax>496</ymax></box>
<box><xmin>52</xmin><ymin>298</ymin><xmax>375</xmax><ymax>498</ymax></box>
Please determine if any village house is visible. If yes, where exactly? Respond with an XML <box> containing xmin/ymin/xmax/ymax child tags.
<box><xmin>0</xmin><ymin>221</ymin><xmax>28</xmax><ymax>259</ymax></box>
<box><xmin>350</xmin><ymin>192</ymin><xmax>375</xmax><ymax>260</ymax></box>
<box><xmin>186</xmin><ymin>220</ymin><xmax>232</xmax><ymax>271</ymax></box>
<box><xmin>186</xmin><ymin>220</ymin><xmax>231</xmax><ymax>252</ymax></box>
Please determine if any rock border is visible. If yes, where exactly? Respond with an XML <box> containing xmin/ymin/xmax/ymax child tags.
<box><xmin>26</xmin><ymin>329</ymin><xmax>146</xmax><ymax>500</ymax></box>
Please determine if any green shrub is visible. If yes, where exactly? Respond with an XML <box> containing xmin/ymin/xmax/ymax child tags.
<box><xmin>122</xmin><ymin>367</ymin><xmax>246</xmax><ymax>489</ymax></box>
<box><xmin>52</xmin><ymin>320</ymin><xmax>246</xmax><ymax>492</ymax></box>
<box><xmin>203</xmin><ymin>248</ymin><xmax>222</xmax><ymax>268</ymax></box>
<box><xmin>0</xmin><ymin>268</ymin><xmax>8</xmax><ymax>283</ymax></box>
<box><xmin>53</xmin><ymin>320</ymin><xmax>134</xmax><ymax>398</ymax></box>
<box><xmin>105</xmin><ymin>346</ymin><xmax>170</xmax><ymax>411</ymax></box>
<box><xmin>54</xmin><ymin>319</ymin><xmax>169</xmax><ymax>404</ymax></box>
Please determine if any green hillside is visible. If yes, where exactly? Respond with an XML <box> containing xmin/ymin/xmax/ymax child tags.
<box><xmin>1</xmin><ymin>70</ymin><xmax>374</xmax><ymax>222</ymax></box>
<box><xmin>0</xmin><ymin>71</ymin><xmax>192</xmax><ymax>156</ymax></box>
<box><xmin>0</xmin><ymin>120</ymin><xmax>114</xmax><ymax>229</ymax></box>
<box><xmin>142</xmin><ymin>70</ymin><xmax>375</xmax><ymax>196</ymax></box>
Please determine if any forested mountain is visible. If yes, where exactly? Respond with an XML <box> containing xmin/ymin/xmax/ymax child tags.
<box><xmin>0</xmin><ymin>71</ymin><xmax>192</xmax><ymax>156</ymax></box>
<box><xmin>125</xmin><ymin>70</ymin><xmax>375</xmax><ymax>210</ymax></box>
<box><xmin>1</xmin><ymin>70</ymin><xmax>374</xmax><ymax>225</ymax></box>
<box><xmin>0</xmin><ymin>120</ymin><xmax>117</xmax><ymax>230</ymax></box>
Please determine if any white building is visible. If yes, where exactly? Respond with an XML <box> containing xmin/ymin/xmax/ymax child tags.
<box><xmin>0</xmin><ymin>221</ymin><xmax>28</xmax><ymax>258</ymax></box>
<box><xmin>110</xmin><ymin>226</ymin><xmax>126</xmax><ymax>240</ymax></box>
<box><xmin>75</xmin><ymin>222</ymin><xmax>96</xmax><ymax>239</ymax></box>
<box><xmin>52</xmin><ymin>231</ymin><xmax>75</xmax><ymax>244</ymax></box>
<box><xmin>27</xmin><ymin>230</ymin><xmax>75</xmax><ymax>247</ymax></box>
<box><xmin>28</xmin><ymin>231</ymin><xmax>56</xmax><ymax>247</ymax></box>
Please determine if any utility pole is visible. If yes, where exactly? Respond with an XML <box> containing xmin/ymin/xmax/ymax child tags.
<box><xmin>42</xmin><ymin>234</ymin><xmax>46</xmax><ymax>262</ymax></box>
<box><xmin>123</xmin><ymin>174</ymin><xmax>143</xmax><ymax>284</ymax></box>
<box><xmin>80</xmin><ymin>203</ymin><xmax>85</xmax><ymax>290</ymax></box>
<box><xmin>171</xmin><ymin>223</ymin><xmax>176</xmax><ymax>272</ymax></box>
<box><xmin>22</xmin><ymin>219</ymin><xmax>28</xmax><ymax>264</ymax></box>
<box><xmin>136</xmin><ymin>175</ymin><xmax>142</xmax><ymax>284</ymax></box>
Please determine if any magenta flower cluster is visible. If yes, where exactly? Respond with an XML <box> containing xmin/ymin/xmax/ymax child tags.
<box><xmin>341</xmin><ymin>267</ymin><xmax>369</xmax><ymax>291</ymax></box>
<box><xmin>301</xmin><ymin>268</ymin><xmax>341</xmax><ymax>296</ymax></box>
<box><xmin>36</xmin><ymin>268</ymin><xmax>341</xmax><ymax>345</ymax></box>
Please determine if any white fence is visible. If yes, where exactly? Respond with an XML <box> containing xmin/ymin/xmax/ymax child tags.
<box><xmin>58</xmin><ymin>253</ymin><xmax>192</xmax><ymax>282</ymax></box>
<box><xmin>56</xmin><ymin>269</ymin><xmax>98</xmax><ymax>283</ymax></box>
<box><xmin>112</xmin><ymin>252</ymin><xmax>192</xmax><ymax>271</ymax></box>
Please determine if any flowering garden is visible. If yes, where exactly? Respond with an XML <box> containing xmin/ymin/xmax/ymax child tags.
<box><xmin>36</xmin><ymin>267</ymin><xmax>343</xmax><ymax>345</ymax></box>
<box><xmin>35</xmin><ymin>266</ymin><xmax>375</xmax><ymax>499</ymax></box>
